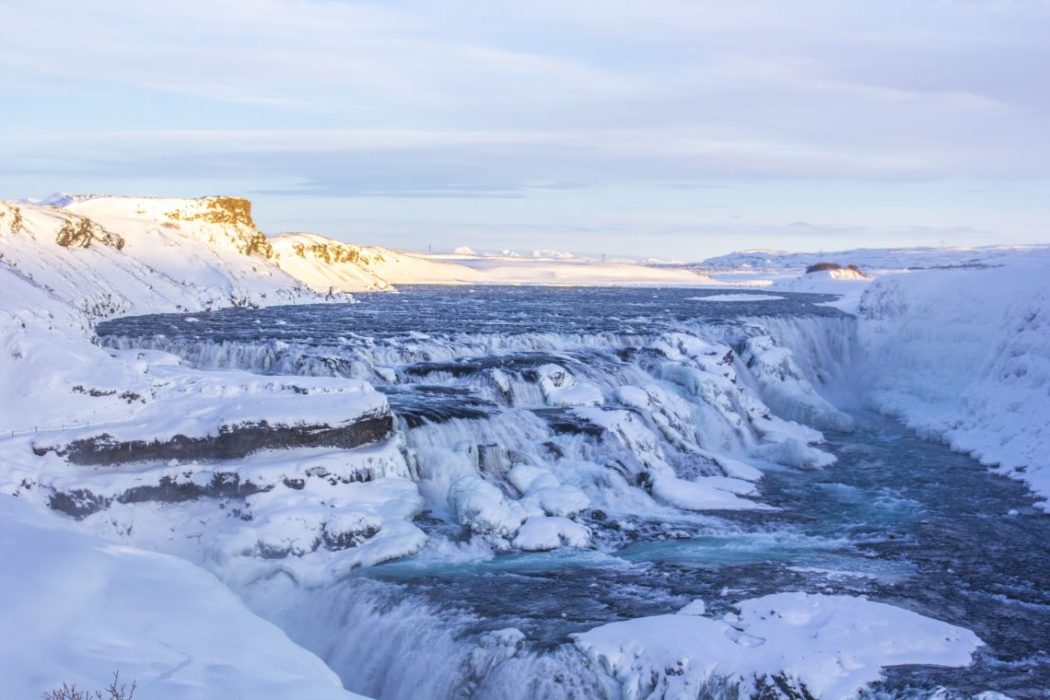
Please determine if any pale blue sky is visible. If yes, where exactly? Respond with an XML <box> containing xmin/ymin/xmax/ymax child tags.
<box><xmin>2</xmin><ymin>0</ymin><xmax>1048</xmax><ymax>258</ymax></box>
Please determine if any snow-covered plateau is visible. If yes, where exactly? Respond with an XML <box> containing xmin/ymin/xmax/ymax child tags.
<box><xmin>1</xmin><ymin>195</ymin><xmax>1047</xmax><ymax>699</ymax></box>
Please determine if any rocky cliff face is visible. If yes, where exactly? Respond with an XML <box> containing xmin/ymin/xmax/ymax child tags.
<box><xmin>287</xmin><ymin>237</ymin><xmax>380</xmax><ymax>266</ymax></box>
<box><xmin>164</xmin><ymin>196</ymin><xmax>274</xmax><ymax>258</ymax></box>
<box><xmin>270</xmin><ymin>232</ymin><xmax>396</xmax><ymax>292</ymax></box>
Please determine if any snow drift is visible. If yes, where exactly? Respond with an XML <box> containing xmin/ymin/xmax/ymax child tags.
<box><xmin>0</xmin><ymin>495</ymin><xmax>366</xmax><ymax>700</ymax></box>
<box><xmin>857</xmin><ymin>251</ymin><xmax>1050</xmax><ymax>508</ymax></box>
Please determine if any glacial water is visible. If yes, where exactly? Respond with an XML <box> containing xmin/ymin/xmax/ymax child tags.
<box><xmin>98</xmin><ymin>287</ymin><xmax>1050</xmax><ymax>699</ymax></box>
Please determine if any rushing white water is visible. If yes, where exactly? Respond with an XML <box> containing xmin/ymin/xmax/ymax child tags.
<box><xmin>95</xmin><ymin>288</ymin><xmax>1048</xmax><ymax>699</ymax></box>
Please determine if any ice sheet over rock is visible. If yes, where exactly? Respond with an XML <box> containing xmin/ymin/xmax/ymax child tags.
<box><xmin>574</xmin><ymin>592</ymin><xmax>982</xmax><ymax>700</ymax></box>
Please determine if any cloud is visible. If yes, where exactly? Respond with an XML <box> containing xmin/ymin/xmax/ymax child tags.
<box><xmin>1</xmin><ymin>0</ymin><xmax>1048</xmax><ymax>254</ymax></box>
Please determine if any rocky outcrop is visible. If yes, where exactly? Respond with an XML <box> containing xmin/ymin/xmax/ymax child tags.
<box><xmin>288</xmin><ymin>238</ymin><xmax>381</xmax><ymax>266</ymax></box>
<box><xmin>55</xmin><ymin>215</ymin><xmax>125</xmax><ymax>250</ymax></box>
<box><xmin>48</xmin><ymin>471</ymin><xmax>269</xmax><ymax>518</ymax></box>
<box><xmin>35</xmin><ymin>412</ymin><xmax>395</xmax><ymax>466</ymax></box>
<box><xmin>0</xmin><ymin>204</ymin><xmax>24</xmax><ymax>235</ymax></box>
<box><xmin>165</xmin><ymin>196</ymin><xmax>274</xmax><ymax>258</ymax></box>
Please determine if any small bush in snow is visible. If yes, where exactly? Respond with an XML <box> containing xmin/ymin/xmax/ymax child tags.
<box><xmin>804</xmin><ymin>261</ymin><xmax>863</xmax><ymax>274</ymax></box>
<box><xmin>42</xmin><ymin>672</ymin><xmax>137</xmax><ymax>700</ymax></box>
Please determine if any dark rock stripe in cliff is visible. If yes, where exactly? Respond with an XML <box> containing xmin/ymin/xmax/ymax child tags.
<box><xmin>36</xmin><ymin>412</ymin><xmax>394</xmax><ymax>466</ymax></box>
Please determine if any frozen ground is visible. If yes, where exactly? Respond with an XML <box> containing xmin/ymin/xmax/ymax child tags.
<box><xmin>0</xmin><ymin>494</ymin><xmax>366</xmax><ymax>700</ymax></box>
<box><xmin>274</xmin><ymin>233</ymin><xmax>725</xmax><ymax>291</ymax></box>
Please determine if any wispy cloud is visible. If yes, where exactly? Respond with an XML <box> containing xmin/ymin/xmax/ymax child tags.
<box><xmin>1</xmin><ymin>0</ymin><xmax>1047</xmax><ymax>255</ymax></box>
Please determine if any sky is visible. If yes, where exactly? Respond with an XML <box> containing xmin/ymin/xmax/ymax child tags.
<box><xmin>1</xmin><ymin>0</ymin><xmax>1048</xmax><ymax>260</ymax></box>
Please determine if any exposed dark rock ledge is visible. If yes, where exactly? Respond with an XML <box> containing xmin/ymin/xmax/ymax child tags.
<box><xmin>49</xmin><ymin>472</ymin><xmax>269</xmax><ymax>519</ymax></box>
<box><xmin>34</xmin><ymin>412</ymin><xmax>394</xmax><ymax>466</ymax></box>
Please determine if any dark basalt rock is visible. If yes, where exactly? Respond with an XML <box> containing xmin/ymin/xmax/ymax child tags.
<box><xmin>302</xmin><ymin>464</ymin><xmax>375</xmax><ymax>485</ymax></box>
<box><xmin>118</xmin><ymin>472</ymin><xmax>270</xmax><ymax>505</ymax></box>
<box><xmin>322</xmin><ymin>525</ymin><xmax>380</xmax><ymax>551</ymax></box>
<box><xmin>402</xmin><ymin>352</ymin><xmax>565</xmax><ymax>378</ymax></box>
<box><xmin>37</xmin><ymin>412</ymin><xmax>394</xmax><ymax>466</ymax></box>
<box><xmin>48</xmin><ymin>489</ymin><xmax>112</xmax><ymax>519</ymax></box>
<box><xmin>532</xmin><ymin>408</ymin><xmax>605</xmax><ymax>437</ymax></box>
<box><xmin>255</xmin><ymin>524</ymin><xmax>380</xmax><ymax>558</ymax></box>
<box><xmin>48</xmin><ymin>472</ymin><xmax>272</xmax><ymax>519</ymax></box>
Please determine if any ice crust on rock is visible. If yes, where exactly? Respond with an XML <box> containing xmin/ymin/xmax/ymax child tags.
<box><xmin>537</xmin><ymin>363</ymin><xmax>605</xmax><ymax>407</ymax></box>
<box><xmin>740</xmin><ymin>334</ymin><xmax>856</xmax><ymax>433</ymax></box>
<box><xmin>448</xmin><ymin>475</ymin><xmax>531</xmax><ymax>536</ymax></box>
<box><xmin>574</xmin><ymin>592</ymin><xmax>983</xmax><ymax>700</ymax></box>
<box><xmin>650</xmin><ymin>473</ymin><xmax>771</xmax><ymax>512</ymax></box>
<box><xmin>513</xmin><ymin>515</ymin><xmax>591</xmax><ymax>550</ymax></box>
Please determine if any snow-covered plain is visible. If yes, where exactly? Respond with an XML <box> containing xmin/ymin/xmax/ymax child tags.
<box><xmin>698</xmin><ymin>244</ymin><xmax>1050</xmax><ymax>274</ymax></box>
<box><xmin>1</xmin><ymin>194</ymin><xmax>1047</xmax><ymax>697</ymax></box>
<box><xmin>272</xmin><ymin>232</ymin><xmax>723</xmax><ymax>292</ymax></box>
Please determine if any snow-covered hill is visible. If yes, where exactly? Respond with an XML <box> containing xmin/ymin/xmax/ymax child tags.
<box><xmin>1</xmin><ymin>196</ymin><xmax>320</xmax><ymax>319</ymax></box>
<box><xmin>271</xmin><ymin>232</ymin><xmax>483</xmax><ymax>292</ymax></box>
<box><xmin>0</xmin><ymin>197</ymin><xmax>370</xmax><ymax>698</ymax></box>
<box><xmin>698</xmin><ymin>244</ymin><xmax>1050</xmax><ymax>274</ymax></box>
<box><xmin>0</xmin><ymin>196</ymin><xmax>330</xmax><ymax>433</ymax></box>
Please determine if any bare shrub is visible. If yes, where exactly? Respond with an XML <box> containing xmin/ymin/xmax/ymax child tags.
<box><xmin>42</xmin><ymin>671</ymin><xmax>137</xmax><ymax>700</ymax></box>
<box><xmin>805</xmin><ymin>261</ymin><xmax>863</xmax><ymax>274</ymax></box>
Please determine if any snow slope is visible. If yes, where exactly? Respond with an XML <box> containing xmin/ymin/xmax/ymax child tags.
<box><xmin>771</xmin><ymin>270</ymin><xmax>872</xmax><ymax>314</ymax></box>
<box><xmin>0</xmin><ymin>197</ymin><xmax>384</xmax><ymax>698</ymax></box>
<box><xmin>0</xmin><ymin>196</ymin><xmax>320</xmax><ymax>317</ymax></box>
<box><xmin>0</xmin><ymin>196</ymin><xmax>325</xmax><ymax>434</ymax></box>
<box><xmin>856</xmin><ymin>251</ymin><xmax>1050</xmax><ymax>509</ymax></box>
<box><xmin>0</xmin><ymin>495</ymin><xmax>366</xmax><ymax>700</ymax></box>
<box><xmin>272</xmin><ymin>232</ymin><xmax>483</xmax><ymax>292</ymax></box>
